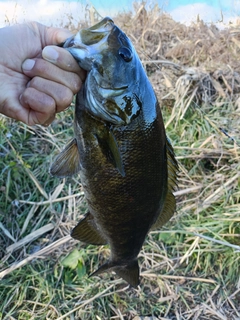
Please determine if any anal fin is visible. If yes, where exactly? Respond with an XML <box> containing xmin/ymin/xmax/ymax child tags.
<box><xmin>71</xmin><ymin>212</ymin><xmax>107</xmax><ymax>245</ymax></box>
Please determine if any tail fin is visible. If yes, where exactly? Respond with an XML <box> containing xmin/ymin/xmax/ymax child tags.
<box><xmin>89</xmin><ymin>259</ymin><xmax>140</xmax><ymax>287</ymax></box>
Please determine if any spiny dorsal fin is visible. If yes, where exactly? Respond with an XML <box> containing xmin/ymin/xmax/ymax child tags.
<box><xmin>151</xmin><ymin>137</ymin><xmax>178</xmax><ymax>230</ymax></box>
<box><xmin>71</xmin><ymin>212</ymin><xmax>107</xmax><ymax>245</ymax></box>
<box><xmin>96</xmin><ymin>126</ymin><xmax>125</xmax><ymax>177</ymax></box>
<box><xmin>50</xmin><ymin>138</ymin><xmax>80</xmax><ymax>177</ymax></box>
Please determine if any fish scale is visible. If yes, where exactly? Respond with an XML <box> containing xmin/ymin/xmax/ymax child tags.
<box><xmin>50</xmin><ymin>17</ymin><xmax>178</xmax><ymax>287</ymax></box>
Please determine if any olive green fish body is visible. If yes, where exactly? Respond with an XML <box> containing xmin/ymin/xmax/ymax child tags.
<box><xmin>74</xmin><ymin>88</ymin><xmax>167</xmax><ymax>260</ymax></box>
<box><xmin>50</xmin><ymin>17</ymin><xmax>178</xmax><ymax>287</ymax></box>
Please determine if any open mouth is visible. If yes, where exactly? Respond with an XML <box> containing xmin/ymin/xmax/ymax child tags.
<box><xmin>88</xmin><ymin>17</ymin><xmax>114</xmax><ymax>33</ymax></box>
<box><xmin>66</xmin><ymin>18</ymin><xmax>114</xmax><ymax>49</ymax></box>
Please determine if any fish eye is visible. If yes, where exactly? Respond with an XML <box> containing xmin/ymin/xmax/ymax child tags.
<box><xmin>118</xmin><ymin>47</ymin><xmax>132</xmax><ymax>62</ymax></box>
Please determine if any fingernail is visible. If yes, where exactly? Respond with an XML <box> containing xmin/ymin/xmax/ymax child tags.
<box><xmin>22</xmin><ymin>59</ymin><xmax>35</xmax><ymax>71</ymax></box>
<box><xmin>42</xmin><ymin>46</ymin><xmax>59</xmax><ymax>63</ymax></box>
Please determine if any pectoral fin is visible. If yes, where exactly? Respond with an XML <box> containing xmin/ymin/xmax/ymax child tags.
<box><xmin>50</xmin><ymin>138</ymin><xmax>80</xmax><ymax>177</ymax></box>
<box><xmin>71</xmin><ymin>212</ymin><xmax>107</xmax><ymax>245</ymax></box>
<box><xmin>96</xmin><ymin>127</ymin><xmax>125</xmax><ymax>177</ymax></box>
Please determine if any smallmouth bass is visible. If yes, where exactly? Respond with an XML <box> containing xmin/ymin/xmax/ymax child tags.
<box><xmin>50</xmin><ymin>17</ymin><xmax>178</xmax><ymax>287</ymax></box>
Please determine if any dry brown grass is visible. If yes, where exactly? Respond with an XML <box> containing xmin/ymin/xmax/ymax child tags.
<box><xmin>116</xmin><ymin>3</ymin><xmax>240</xmax><ymax>117</ymax></box>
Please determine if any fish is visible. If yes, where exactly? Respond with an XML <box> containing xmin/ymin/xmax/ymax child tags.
<box><xmin>50</xmin><ymin>17</ymin><xmax>178</xmax><ymax>287</ymax></box>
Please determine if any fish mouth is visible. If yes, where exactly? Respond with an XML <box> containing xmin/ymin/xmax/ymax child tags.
<box><xmin>88</xmin><ymin>16</ymin><xmax>114</xmax><ymax>33</ymax></box>
<box><xmin>63</xmin><ymin>17</ymin><xmax>114</xmax><ymax>61</ymax></box>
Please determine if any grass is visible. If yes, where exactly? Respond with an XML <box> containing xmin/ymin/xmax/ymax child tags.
<box><xmin>1</xmin><ymin>4</ymin><xmax>240</xmax><ymax>320</ymax></box>
<box><xmin>1</xmin><ymin>99</ymin><xmax>239</xmax><ymax>320</ymax></box>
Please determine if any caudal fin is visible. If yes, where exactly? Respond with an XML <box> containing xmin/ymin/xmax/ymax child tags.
<box><xmin>89</xmin><ymin>259</ymin><xmax>140</xmax><ymax>287</ymax></box>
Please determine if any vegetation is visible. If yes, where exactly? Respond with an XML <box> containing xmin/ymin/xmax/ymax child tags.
<box><xmin>0</xmin><ymin>3</ymin><xmax>240</xmax><ymax>319</ymax></box>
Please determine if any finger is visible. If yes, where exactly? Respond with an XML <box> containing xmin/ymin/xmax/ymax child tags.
<box><xmin>22</xmin><ymin>58</ymin><xmax>82</xmax><ymax>93</ymax></box>
<box><xmin>42</xmin><ymin>25</ymin><xmax>87</xmax><ymax>80</ymax></box>
<box><xmin>28</xmin><ymin>76</ymin><xmax>73</xmax><ymax>112</ymax></box>
<box><xmin>19</xmin><ymin>87</ymin><xmax>56</xmax><ymax>126</ymax></box>
<box><xmin>42</xmin><ymin>46</ymin><xmax>85</xmax><ymax>77</ymax></box>
<box><xmin>42</xmin><ymin>45</ymin><xmax>86</xmax><ymax>81</ymax></box>
<box><xmin>42</xmin><ymin>114</ymin><xmax>56</xmax><ymax>127</ymax></box>
<box><xmin>37</xmin><ymin>23</ymin><xmax>75</xmax><ymax>46</ymax></box>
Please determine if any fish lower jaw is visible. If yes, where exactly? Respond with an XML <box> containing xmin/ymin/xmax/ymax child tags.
<box><xmin>86</xmin><ymin>93</ymin><xmax>126</xmax><ymax>125</ymax></box>
<box><xmin>98</xmin><ymin>86</ymin><xmax>128</xmax><ymax>97</ymax></box>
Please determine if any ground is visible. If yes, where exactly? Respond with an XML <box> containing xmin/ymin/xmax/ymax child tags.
<box><xmin>0</xmin><ymin>3</ymin><xmax>240</xmax><ymax>320</ymax></box>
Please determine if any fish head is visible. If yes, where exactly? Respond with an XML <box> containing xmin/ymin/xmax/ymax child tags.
<box><xmin>63</xmin><ymin>17</ymin><xmax>143</xmax><ymax>125</ymax></box>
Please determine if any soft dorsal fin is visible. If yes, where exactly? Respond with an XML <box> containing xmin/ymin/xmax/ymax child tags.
<box><xmin>151</xmin><ymin>137</ymin><xmax>178</xmax><ymax>230</ymax></box>
<box><xmin>71</xmin><ymin>212</ymin><xmax>107</xmax><ymax>245</ymax></box>
<box><xmin>50</xmin><ymin>138</ymin><xmax>80</xmax><ymax>177</ymax></box>
<box><xmin>151</xmin><ymin>192</ymin><xmax>176</xmax><ymax>229</ymax></box>
<box><xmin>96</xmin><ymin>126</ymin><xmax>125</xmax><ymax>177</ymax></box>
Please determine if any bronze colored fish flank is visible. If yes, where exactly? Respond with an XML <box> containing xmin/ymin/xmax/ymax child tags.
<box><xmin>50</xmin><ymin>17</ymin><xmax>178</xmax><ymax>287</ymax></box>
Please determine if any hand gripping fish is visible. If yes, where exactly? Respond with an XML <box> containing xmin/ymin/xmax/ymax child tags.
<box><xmin>50</xmin><ymin>17</ymin><xmax>178</xmax><ymax>287</ymax></box>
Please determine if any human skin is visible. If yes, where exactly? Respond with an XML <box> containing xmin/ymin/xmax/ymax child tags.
<box><xmin>0</xmin><ymin>21</ymin><xmax>85</xmax><ymax>126</ymax></box>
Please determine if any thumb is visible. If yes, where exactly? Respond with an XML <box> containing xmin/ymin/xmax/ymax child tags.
<box><xmin>48</xmin><ymin>28</ymin><xmax>74</xmax><ymax>44</ymax></box>
<box><xmin>36</xmin><ymin>22</ymin><xmax>74</xmax><ymax>46</ymax></box>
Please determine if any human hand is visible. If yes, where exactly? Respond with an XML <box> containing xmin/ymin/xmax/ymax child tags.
<box><xmin>0</xmin><ymin>22</ymin><xmax>85</xmax><ymax>126</ymax></box>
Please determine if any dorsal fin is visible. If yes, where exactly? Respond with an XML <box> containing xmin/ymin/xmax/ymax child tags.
<box><xmin>50</xmin><ymin>138</ymin><xmax>80</xmax><ymax>177</ymax></box>
<box><xmin>151</xmin><ymin>137</ymin><xmax>178</xmax><ymax>229</ymax></box>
